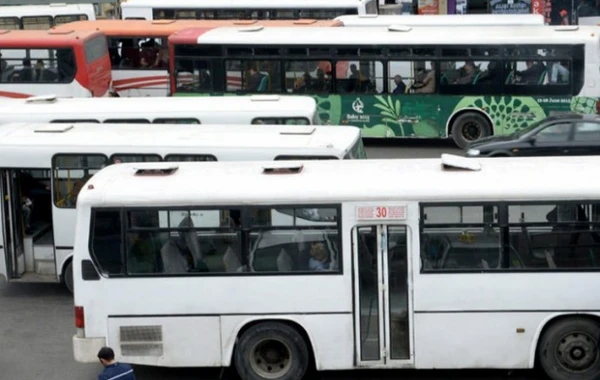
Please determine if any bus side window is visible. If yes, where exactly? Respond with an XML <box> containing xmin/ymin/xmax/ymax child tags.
<box><xmin>56</xmin><ymin>48</ymin><xmax>76</xmax><ymax>82</ymax></box>
<box><xmin>52</xmin><ymin>154</ymin><xmax>108</xmax><ymax>208</ymax></box>
<box><xmin>91</xmin><ymin>209</ymin><xmax>124</xmax><ymax>275</ymax></box>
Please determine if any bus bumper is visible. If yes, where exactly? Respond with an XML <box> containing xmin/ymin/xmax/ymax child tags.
<box><xmin>73</xmin><ymin>334</ymin><xmax>106</xmax><ymax>363</ymax></box>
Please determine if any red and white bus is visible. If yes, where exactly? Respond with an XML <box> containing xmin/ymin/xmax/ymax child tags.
<box><xmin>0</xmin><ymin>29</ymin><xmax>111</xmax><ymax>98</ymax></box>
<box><xmin>53</xmin><ymin>19</ymin><xmax>341</xmax><ymax>97</ymax></box>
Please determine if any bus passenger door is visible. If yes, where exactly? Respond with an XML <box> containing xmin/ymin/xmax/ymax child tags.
<box><xmin>0</xmin><ymin>170</ymin><xmax>25</xmax><ymax>279</ymax></box>
<box><xmin>353</xmin><ymin>224</ymin><xmax>413</xmax><ymax>367</ymax></box>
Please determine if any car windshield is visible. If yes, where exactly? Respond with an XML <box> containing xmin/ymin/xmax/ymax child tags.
<box><xmin>511</xmin><ymin>119</ymin><xmax>547</xmax><ymax>138</ymax></box>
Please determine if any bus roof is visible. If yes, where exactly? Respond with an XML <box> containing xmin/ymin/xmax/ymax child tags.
<box><xmin>0</xmin><ymin>95</ymin><xmax>318</xmax><ymax>118</ymax></box>
<box><xmin>0</xmin><ymin>123</ymin><xmax>360</xmax><ymax>167</ymax></box>
<box><xmin>169</xmin><ymin>21</ymin><xmax>341</xmax><ymax>44</ymax></box>
<box><xmin>335</xmin><ymin>14</ymin><xmax>545</xmax><ymax>26</ymax></box>
<box><xmin>0</xmin><ymin>29</ymin><xmax>101</xmax><ymax>46</ymax></box>
<box><xmin>79</xmin><ymin>156</ymin><xmax>600</xmax><ymax>208</ymax></box>
<box><xmin>121</xmin><ymin>0</ymin><xmax>367</xmax><ymax>8</ymax></box>
<box><xmin>53</xmin><ymin>19</ymin><xmax>341</xmax><ymax>37</ymax></box>
<box><xmin>192</xmin><ymin>25</ymin><xmax>598</xmax><ymax>45</ymax></box>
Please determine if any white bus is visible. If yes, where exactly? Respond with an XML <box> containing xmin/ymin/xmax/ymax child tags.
<box><xmin>0</xmin><ymin>3</ymin><xmax>95</xmax><ymax>30</ymax></box>
<box><xmin>72</xmin><ymin>155</ymin><xmax>600</xmax><ymax>380</ymax></box>
<box><xmin>0</xmin><ymin>122</ymin><xmax>364</xmax><ymax>293</ymax></box>
<box><xmin>0</xmin><ymin>94</ymin><xmax>322</xmax><ymax>125</ymax></box>
<box><xmin>335</xmin><ymin>14</ymin><xmax>546</xmax><ymax>26</ymax></box>
<box><xmin>120</xmin><ymin>0</ymin><xmax>378</xmax><ymax>20</ymax></box>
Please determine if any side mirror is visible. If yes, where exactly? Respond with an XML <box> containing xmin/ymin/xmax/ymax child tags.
<box><xmin>528</xmin><ymin>136</ymin><xmax>537</xmax><ymax>145</ymax></box>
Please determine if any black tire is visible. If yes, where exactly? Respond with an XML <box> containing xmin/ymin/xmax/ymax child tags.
<box><xmin>234</xmin><ymin>322</ymin><xmax>309</xmax><ymax>380</ymax></box>
<box><xmin>63</xmin><ymin>260</ymin><xmax>74</xmax><ymax>294</ymax></box>
<box><xmin>450</xmin><ymin>112</ymin><xmax>492</xmax><ymax>149</ymax></box>
<box><xmin>489</xmin><ymin>152</ymin><xmax>511</xmax><ymax>158</ymax></box>
<box><xmin>538</xmin><ymin>317</ymin><xmax>600</xmax><ymax>380</ymax></box>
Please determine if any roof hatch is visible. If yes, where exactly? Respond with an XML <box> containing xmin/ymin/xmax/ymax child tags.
<box><xmin>440</xmin><ymin>154</ymin><xmax>481</xmax><ymax>171</ymax></box>
<box><xmin>262</xmin><ymin>162</ymin><xmax>304</xmax><ymax>174</ymax></box>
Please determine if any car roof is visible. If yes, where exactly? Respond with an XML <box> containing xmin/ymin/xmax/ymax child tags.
<box><xmin>542</xmin><ymin>113</ymin><xmax>600</xmax><ymax>123</ymax></box>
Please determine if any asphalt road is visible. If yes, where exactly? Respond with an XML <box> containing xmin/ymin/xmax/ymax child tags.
<box><xmin>0</xmin><ymin>142</ymin><xmax>544</xmax><ymax>380</ymax></box>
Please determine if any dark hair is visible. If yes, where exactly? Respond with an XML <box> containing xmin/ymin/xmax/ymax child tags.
<box><xmin>97</xmin><ymin>347</ymin><xmax>115</xmax><ymax>361</ymax></box>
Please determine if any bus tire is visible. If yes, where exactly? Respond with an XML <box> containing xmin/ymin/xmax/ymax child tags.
<box><xmin>538</xmin><ymin>317</ymin><xmax>600</xmax><ymax>380</ymax></box>
<box><xmin>64</xmin><ymin>260</ymin><xmax>74</xmax><ymax>294</ymax></box>
<box><xmin>450</xmin><ymin>112</ymin><xmax>491</xmax><ymax>149</ymax></box>
<box><xmin>234</xmin><ymin>322</ymin><xmax>309</xmax><ymax>380</ymax></box>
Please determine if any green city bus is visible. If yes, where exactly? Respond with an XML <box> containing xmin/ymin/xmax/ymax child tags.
<box><xmin>168</xmin><ymin>24</ymin><xmax>599</xmax><ymax>147</ymax></box>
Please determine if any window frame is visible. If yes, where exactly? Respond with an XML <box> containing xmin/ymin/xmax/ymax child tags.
<box><xmin>87</xmin><ymin>204</ymin><xmax>343</xmax><ymax>278</ymax></box>
<box><xmin>420</xmin><ymin>201</ymin><xmax>600</xmax><ymax>273</ymax></box>
<box><xmin>52</xmin><ymin>153</ymin><xmax>108</xmax><ymax>208</ymax></box>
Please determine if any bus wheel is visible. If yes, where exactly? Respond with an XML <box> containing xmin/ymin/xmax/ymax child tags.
<box><xmin>234</xmin><ymin>322</ymin><xmax>309</xmax><ymax>380</ymax></box>
<box><xmin>64</xmin><ymin>261</ymin><xmax>74</xmax><ymax>294</ymax></box>
<box><xmin>450</xmin><ymin>112</ymin><xmax>491</xmax><ymax>149</ymax></box>
<box><xmin>538</xmin><ymin>317</ymin><xmax>600</xmax><ymax>380</ymax></box>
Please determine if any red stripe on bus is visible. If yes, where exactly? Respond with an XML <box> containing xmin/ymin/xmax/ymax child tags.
<box><xmin>112</xmin><ymin>75</ymin><xmax>168</xmax><ymax>86</ymax></box>
<box><xmin>0</xmin><ymin>90</ymin><xmax>32</xmax><ymax>98</ymax></box>
<box><xmin>114</xmin><ymin>80</ymin><xmax>169</xmax><ymax>91</ymax></box>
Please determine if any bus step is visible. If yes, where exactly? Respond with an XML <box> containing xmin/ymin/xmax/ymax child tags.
<box><xmin>10</xmin><ymin>272</ymin><xmax>56</xmax><ymax>283</ymax></box>
<box><xmin>34</xmin><ymin>259</ymin><xmax>55</xmax><ymax>275</ymax></box>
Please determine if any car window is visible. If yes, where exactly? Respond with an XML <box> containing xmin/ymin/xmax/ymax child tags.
<box><xmin>574</xmin><ymin>122</ymin><xmax>600</xmax><ymax>142</ymax></box>
<box><xmin>535</xmin><ymin>122</ymin><xmax>571</xmax><ymax>143</ymax></box>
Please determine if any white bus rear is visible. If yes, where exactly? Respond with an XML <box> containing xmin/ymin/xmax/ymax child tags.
<box><xmin>0</xmin><ymin>4</ymin><xmax>95</xmax><ymax>30</ymax></box>
<box><xmin>0</xmin><ymin>122</ymin><xmax>364</xmax><ymax>293</ymax></box>
<box><xmin>72</xmin><ymin>155</ymin><xmax>600</xmax><ymax>380</ymax></box>
<box><xmin>120</xmin><ymin>0</ymin><xmax>378</xmax><ymax>20</ymax></box>
<box><xmin>0</xmin><ymin>94</ymin><xmax>322</xmax><ymax>125</ymax></box>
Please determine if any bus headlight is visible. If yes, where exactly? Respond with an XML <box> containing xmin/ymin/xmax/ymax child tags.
<box><xmin>466</xmin><ymin>149</ymin><xmax>480</xmax><ymax>157</ymax></box>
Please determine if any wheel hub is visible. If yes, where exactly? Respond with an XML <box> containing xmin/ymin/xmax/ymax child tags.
<box><xmin>461</xmin><ymin>121</ymin><xmax>482</xmax><ymax>141</ymax></box>
<box><xmin>556</xmin><ymin>332</ymin><xmax>598</xmax><ymax>372</ymax></box>
<box><xmin>250</xmin><ymin>339</ymin><xmax>292</xmax><ymax>379</ymax></box>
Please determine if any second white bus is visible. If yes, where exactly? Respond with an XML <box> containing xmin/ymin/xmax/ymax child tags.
<box><xmin>120</xmin><ymin>0</ymin><xmax>378</xmax><ymax>20</ymax></box>
<box><xmin>0</xmin><ymin>3</ymin><xmax>95</xmax><ymax>30</ymax></box>
<box><xmin>0</xmin><ymin>94</ymin><xmax>322</xmax><ymax>125</ymax></box>
<box><xmin>0</xmin><ymin>122</ymin><xmax>364</xmax><ymax>293</ymax></box>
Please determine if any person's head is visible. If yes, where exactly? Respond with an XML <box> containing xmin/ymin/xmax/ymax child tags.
<box><xmin>464</xmin><ymin>61</ymin><xmax>475</xmax><ymax>74</ymax></box>
<box><xmin>316</xmin><ymin>68</ymin><xmax>325</xmax><ymax>79</ymax></box>
<box><xmin>97</xmin><ymin>347</ymin><xmax>115</xmax><ymax>366</ymax></box>
<box><xmin>309</xmin><ymin>241</ymin><xmax>328</xmax><ymax>262</ymax></box>
<box><xmin>394</xmin><ymin>75</ymin><xmax>403</xmax><ymax>85</ymax></box>
<box><xmin>22</xmin><ymin>58</ymin><xmax>31</xmax><ymax>67</ymax></box>
<box><xmin>350</xmin><ymin>64</ymin><xmax>358</xmax><ymax>73</ymax></box>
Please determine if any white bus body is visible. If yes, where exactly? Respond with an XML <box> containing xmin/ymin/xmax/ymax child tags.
<box><xmin>120</xmin><ymin>0</ymin><xmax>377</xmax><ymax>20</ymax></box>
<box><xmin>0</xmin><ymin>3</ymin><xmax>95</xmax><ymax>29</ymax></box>
<box><xmin>335</xmin><ymin>14</ymin><xmax>546</xmax><ymax>26</ymax></box>
<box><xmin>0</xmin><ymin>122</ymin><xmax>364</xmax><ymax>292</ymax></box>
<box><xmin>0</xmin><ymin>94</ymin><xmax>322</xmax><ymax>125</ymax></box>
<box><xmin>72</xmin><ymin>155</ymin><xmax>600</xmax><ymax>380</ymax></box>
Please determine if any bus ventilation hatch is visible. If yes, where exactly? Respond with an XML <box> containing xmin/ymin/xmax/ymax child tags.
<box><xmin>134</xmin><ymin>165</ymin><xmax>179</xmax><ymax>176</ymax></box>
<box><xmin>440</xmin><ymin>154</ymin><xmax>481</xmax><ymax>171</ymax></box>
<box><xmin>262</xmin><ymin>163</ymin><xmax>304</xmax><ymax>174</ymax></box>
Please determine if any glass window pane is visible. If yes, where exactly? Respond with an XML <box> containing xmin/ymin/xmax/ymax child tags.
<box><xmin>52</xmin><ymin>154</ymin><xmax>107</xmax><ymax>208</ymax></box>
<box><xmin>574</xmin><ymin>122</ymin><xmax>600</xmax><ymax>141</ymax></box>
<box><xmin>535</xmin><ymin>123</ymin><xmax>571</xmax><ymax>142</ymax></box>
<box><xmin>285</xmin><ymin>60</ymin><xmax>330</xmax><ymax>94</ymax></box>
<box><xmin>110</xmin><ymin>154</ymin><xmax>161</xmax><ymax>164</ymax></box>
<box><xmin>91</xmin><ymin>210</ymin><xmax>123</xmax><ymax>275</ymax></box>
<box><xmin>336</xmin><ymin>60</ymin><xmax>382</xmax><ymax>94</ymax></box>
